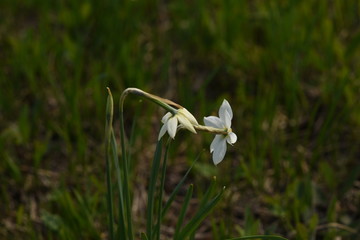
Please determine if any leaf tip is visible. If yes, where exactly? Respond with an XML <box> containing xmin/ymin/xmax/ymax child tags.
<box><xmin>106</xmin><ymin>87</ymin><xmax>112</xmax><ymax>96</ymax></box>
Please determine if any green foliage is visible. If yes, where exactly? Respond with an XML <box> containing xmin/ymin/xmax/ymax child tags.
<box><xmin>227</xmin><ymin>236</ymin><xmax>287</xmax><ymax>240</ymax></box>
<box><xmin>146</xmin><ymin>139</ymin><xmax>163</xmax><ymax>238</ymax></box>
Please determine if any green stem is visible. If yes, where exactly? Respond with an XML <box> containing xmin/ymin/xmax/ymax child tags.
<box><xmin>110</xmin><ymin>130</ymin><xmax>127</xmax><ymax>239</ymax></box>
<box><xmin>194</xmin><ymin>125</ymin><xmax>228</xmax><ymax>135</ymax></box>
<box><xmin>105</xmin><ymin>88</ymin><xmax>115</xmax><ymax>240</ymax></box>
<box><xmin>122</xmin><ymin>88</ymin><xmax>229</xmax><ymax>135</ymax></box>
<box><xmin>146</xmin><ymin>139</ymin><xmax>163</xmax><ymax>239</ymax></box>
<box><xmin>122</xmin><ymin>88</ymin><xmax>178</xmax><ymax>114</ymax></box>
<box><xmin>118</xmin><ymin>88</ymin><xmax>178</xmax><ymax>239</ymax></box>
<box><xmin>155</xmin><ymin>139</ymin><xmax>171</xmax><ymax>240</ymax></box>
<box><xmin>119</xmin><ymin>91</ymin><xmax>134</xmax><ymax>240</ymax></box>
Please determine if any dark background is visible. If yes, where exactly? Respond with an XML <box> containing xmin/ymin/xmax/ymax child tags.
<box><xmin>1</xmin><ymin>0</ymin><xmax>360</xmax><ymax>239</ymax></box>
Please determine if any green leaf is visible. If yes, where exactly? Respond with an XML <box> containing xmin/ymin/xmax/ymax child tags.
<box><xmin>226</xmin><ymin>235</ymin><xmax>288</xmax><ymax>240</ymax></box>
<box><xmin>189</xmin><ymin>176</ymin><xmax>217</xmax><ymax>239</ymax></box>
<box><xmin>107</xmin><ymin>88</ymin><xmax>126</xmax><ymax>239</ymax></box>
<box><xmin>243</xmin><ymin>208</ymin><xmax>260</xmax><ymax>235</ymax></box>
<box><xmin>174</xmin><ymin>184</ymin><xmax>194</xmax><ymax>240</ymax></box>
<box><xmin>178</xmin><ymin>186</ymin><xmax>226</xmax><ymax>239</ymax></box>
<box><xmin>199</xmin><ymin>176</ymin><xmax>217</xmax><ymax>210</ymax></box>
<box><xmin>105</xmin><ymin>88</ymin><xmax>115</xmax><ymax>240</ymax></box>
<box><xmin>119</xmin><ymin>90</ymin><xmax>134</xmax><ymax>240</ymax></box>
<box><xmin>141</xmin><ymin>232</ymin><xmax>149</xmax><ymax>240</ymax></box>
<box><xmin>110</xmin><ymin>130</ymin><xmax>126</xmax><ymax>239</ymax></box>
<box><xmin>161</xmin><ymin>153</ymin><xmax>201</xmax><ymax>218</ymax></box>
<box><xmin>146</xmin><ymin>139</ymin><xmax>163</xmax><ymax>238</ymax></box>
<box><xmin>154</xmin><ymin>140</ymin><xmax>171</xmax><ymax>240</ymax></box>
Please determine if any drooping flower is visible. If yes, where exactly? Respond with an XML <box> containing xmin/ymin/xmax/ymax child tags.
<box><xmin>204</xmin><ymin>100</ymin><xmax>237</xmax><ymax>165</ymax></box>
<box><xmin>158</xmin><ymin>108</ymin><xmax>198</xmax><ymax>140</ymax></box>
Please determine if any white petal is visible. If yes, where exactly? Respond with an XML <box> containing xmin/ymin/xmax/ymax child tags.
<box><xmin>162</xmin><ymin>112</ymin><xmax>172</xmax><ymax>123</ymax></box>
<box><xmin>177</xmin><ymin>114</ymin><xmax>196</xmax><ymax>133</ymax></box>
<box><xmin>212</xmin><ymin>138</ymin><xmax>227</xmax><ymax>165</ymax></box>
<box><xmin>158</xmin><ymin>122</ymin><xmax>167</xmax><ymax>140</ymax></box>
<box><xmin>226</xmin><ymin>132</ymin><xmax>237</xmax><ymax>145</ymax></box>
<box><xmin>219</xmin><ymin>99</ymin><xmax>233</xmax><ymax>122</ymax></box>
<box><xmin>204</xmin><ymin>116</ymin><xmax>224</xmax><ymax>128</ymax></box>
<box><xmin>210</xmin><ymin>134</ymin><xmax>224</xmax><ymax>153</ymax></box>
<box><xmin>179</xmin><ymin>108</ymin><xmax>198</xmax><ymax>125</ymax></box>
<box><xmin>223</xmin><ymin>110</ymin><xmax>232</xmax><ymax>128</ymax></box>
<box><xmin>167</xmin><ymin>116</ymin><xmax>178</xmax><ymax>138</ymax></box>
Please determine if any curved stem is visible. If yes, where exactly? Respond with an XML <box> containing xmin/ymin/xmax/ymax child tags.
<box><xmin>118</xmin><ymin>88</ymin><xmax>181</xmax><ymax>239</ymax></box>
<box><xmin>121</xmin><ymin>88</ymin><xmax>179</xmax><ymax>114</ymax></box>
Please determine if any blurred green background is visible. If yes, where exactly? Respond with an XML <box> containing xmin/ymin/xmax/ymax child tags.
<box><xmin>1</xmin><ymin>0</ymin><xmax>360</xmax><ymax>239</ymax></box>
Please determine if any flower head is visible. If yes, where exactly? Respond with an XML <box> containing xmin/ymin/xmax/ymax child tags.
<box><xmin>204</xmin><ymin>100</ymin><xmax>237</xmax><ymax>165</ymax></box>
<box><xmin>158</xmin><ymin>108</ymin><xmax>198</xmax><ymax>140</ymax></box>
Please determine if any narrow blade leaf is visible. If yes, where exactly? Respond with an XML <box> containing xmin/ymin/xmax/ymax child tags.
<box><xmin>161</xmin><ymin>153</ymin><xmax>201</xmax><ymax>218</ymax></box>
<box><xmin>154</xmin><ymin>140</ymin><xmax>171</xmax><ymax>240</ymax></box>
<box><xmin>146</xmin><ymin>139</ymin><xmax>163</xmax><ymax>238</ymax></box>
<box><xmin>189</xmin><ymin>176</ymin><xmax>217</xmax><ymax>239</ymax></box>
<box><xmin>226</xmin><ymin>235</ymin><xmax>288</xmax><ymax>240</ymax></box>
<box><xmin>110</xmin><ymin>130</ymin><xmax>126</xmax><ymax>239</ymax></box>
<box><xmin>141</xmin><ymin>232</ymin><xmax>149</xmax><ymax>240</ymax></box>
<box><xmin>174</xmin><ymin>184</ymin><xmax>194</xmax><ymax>240</ymax></box>
<box><xmin>178</xmin><ymin>186</ymin><xmax>226</xmax><ymax>239</ymax></box>
<box><xmin>105</xmin><ymin>88</ymin><xmax>115</xmax><ymax>240</ymax></box>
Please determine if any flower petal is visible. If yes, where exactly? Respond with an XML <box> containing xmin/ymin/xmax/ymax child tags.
<box><xmin>179</xmin><ymin>108</ymin><xmax>198</xmax><ymax>125</ymax></box>
<box><xmin>167</xmin><ymin>116</ymin><xmax>178</xmax><ymax>139</ymax></box>
<box><xmin>212</xmin><ymin>138</ymin><xmax>227</xmax><ymax>165</ymax></box>
<box><xmin>204</xmin><ymin>116</ymin><xmax>224</xmax><ymax>128</ymax></box>
<box><xmin>161</xmin><ymin>112</ymin><xmax>172</xmax><ymax>123</ymax></box>
<box><xmin>210</xmin><ymin>134</ymin><xmax>224</xmax><ymax>153</ymax></box>
<box><xmin>226</xmin><ymin>132</ymin><xmax>237</xmax><ymax>145</ymax></box>
<box><xmin>223</xmin><ymin>110</ymin><xmax>232</xmax><ymax>128</ymax></box>
<box><xmin>158</xmin><ymin>122</ymin><xmax>168</xmax><ymax>140</ymax></box>
<box><xmin>219</xmin><ymin>99</ymin><xmax>233</xmax><ymax>122</ymax></box>
<box><xmin>177</xmin><ymin>114</ymin><xmax>196</xmax><ymax>133</ymax></box>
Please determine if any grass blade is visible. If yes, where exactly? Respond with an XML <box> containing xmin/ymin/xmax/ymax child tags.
<box><xmin>189</xmin><ymin>176</ymin><xmax>217</xmax><ymax>239</ymax></box>
<box><xmin>174</xmin><ymin>184</ymin><xmax>194</xmax><ymax>240</ymax></box>
<box><xmin>178</xmin><ymin>186</ymin><xmax>226</xmax><ymax>239</ymax></box>
<box><xmin>110</xmin><ymin>130</ymin><xmax>126</xmax><ymax>239</ymax></box>
<box><xmin>126</xmin><ymin>105</ymin><xmax>140</xmax><ymax>171</ymax></box>
<box><xmin>161</xmin><ymin>153</ymin><xmax>201</xmax><ymax>218</ymax></box>
<box><xmin>119</xmin><ymin>92</ymin><xmax>134</xmax><ymax>239</ymax></box>
<box><xmin>199</xmin><ymin>176</ymin><xmax>217</xmax><ymax>207</ymax></box>
<box><xmin>141</xmin><ymin>233</ymin><xmax>149</xmax><ymax>240</ymax></box>
<box><xmin>226</xmin><ymin>235</ymin><xmax>288</xmax><ymax>240</ymax></box>
<box><xmin>105</xmin><ymin>88</ymin><xmax>115</xmax><ymax>240</ymax></box>
<box><xmin>154</xmin><ymin>140</ymin><xmax>171</xmax><ymax>240</ymax></box>
<box><xmin>146</xmin><ymin>139</ymin><xmax>163</xmax><ymax>239</ymax></box>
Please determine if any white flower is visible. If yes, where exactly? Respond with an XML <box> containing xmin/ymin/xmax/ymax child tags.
<box><xmin>204</xmin><ymin>100</ymin><xmax>237</xmax><ymax>165</ymax></box>
<box><xmin>158</xmin><ymin>108</ymin><xmax>198</xmax><ymax>140</ymax></box>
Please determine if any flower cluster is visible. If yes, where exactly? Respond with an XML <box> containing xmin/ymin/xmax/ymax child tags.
<box><xmin>158</xmin><ymin>108</ymin><xmax>198</xmax><ymax>140</ymax></box>
<box><xmin>159</xmin><ymin>99</ymin><xmax>237</xmax><ymax>165</ymax></box>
